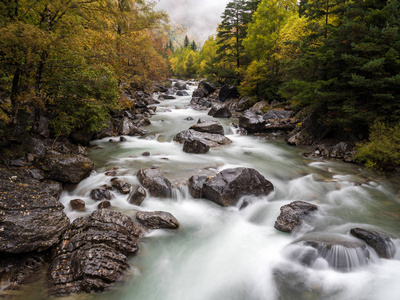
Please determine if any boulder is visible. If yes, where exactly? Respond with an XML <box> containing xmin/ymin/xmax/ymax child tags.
<box><xmin>120</xmin><ymin>117</ymin><xmax>138</xmax><ymax>135</ymax></box>
<box><xmin>98</xmin><ymin>201</ymin><xmax>111</xmax><ymax>209</ymax></box>
<box><xmin>0</xmin><ymin>167</ymin><xmax>70</xmax><ymax>253</ymax></box>
<box><xmin>174</xmin><ymin>129</ymin><xmax>232</xmax><ymax>148</ymax></box>
<box><xmin>128</xmin><ymin>186</ymin><xmax>147</xmax><ymax>206</ymax></box>
<box><xmin>34</xmin><ymin>153</ymin><xmax>94</xmax><ymax>184</ymax></box>
<box><xmin>90</xmin><ymin>188</ymin><xmax>113</xmax><ymax>201</ymax></box>
<box><xmin>137</xmin><ymin>169</ymin><xmax>173</xmax><ymax>198</ymax></box>
<box><xmin>48</xmin><ymin>209</ymin><xmax>143</xmax><ymax>296</ymax></box>
<box><xmin>264</xmin><ymin>110</ymin><xmax>294</xmax><ymax>120</ymax></box>
<box><xmin>174</xmin><ymin>82</ymin><xmax>187</xmax><ymax>90</ymax></box>
<box><xmin>190</xmin><ymin>119</ymin><xmax>224</xmax><ymax>135</ymax></box>
<box><xmin>199</xmin><ymin>81</ymin><xmax>216</xmax><ymax>94</ymax></box>
<box><xmin>176</xmin><ymin>90</ymin><xmax>189</xmax><ymax>96</ymax></box>
<box><xmin>159</xmin><ymin>94</ymin><xmax>176</xmax><ymax>100</ymax></box>
<box><xmin>69</xmin><ymin>128</ymin><xmax>94</xmax><ymax>146</ymax></box>
<box><xmin>183</xmin><ymin>139</ymin><xmax>210</xmax><ymax>154</ymax></box>
<box><xmin>192</xmin><ymin>87</ymin><xmax>208</xmax><ymax>98</ymax></box>
<box><xmin>208</xmin><ymin>104</ymin><xmax>232</xmax><ymax>118</ymax></box>
<box><xmin>110</xmin><ymin>178</ymin><xmax>132</xmax><ymax>194</ymax></box>
<box><xmin>274</xmin><ymin>201</ymin><xmax>318</xmax><ymax>233</ymax></box>
<box><xmin>239</xmin><ymin>110</ymin><xmax>266</xmax><ymax>133</ymax></box>
<box><xmin>202</xmin><ymin>168</ymin><xmax>274</xmax><ymax>207</ymax></box>
<box><xmin>188</xmin><ymin>175</ymin><xmax>207</xmax><ymax>198</ymax></box>
<box><xmin>136</xmin><ymin>211</ymin><xmax>180</xmax><ymax>229</ymax></box>
<box><xmin>70</xmin><ymin>199</ymin><xmax>86</xmax><ymax>211</ymax></box>
<box><xmin>219</xmin><ymin>85</ymin><xmax>239</xmax><ymax>101</ymax></box>
<box><xmin>190</xmin><ymin>97</ymin><xmax>212</xmax><ymax>110</ymax></box>
<box><xmin>350</xmin><ymin>228</ymin><xmax>396</xmax><ymax>259</ymax></box>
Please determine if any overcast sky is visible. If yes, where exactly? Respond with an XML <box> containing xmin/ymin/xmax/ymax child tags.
<box><xmin>155</xmin><ymin>0</ymin><xmax>231</xmax><ymax>44</ymax></box>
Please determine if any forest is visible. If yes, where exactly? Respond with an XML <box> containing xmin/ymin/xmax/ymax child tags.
<box><xmin>1</xmin><ymin>0</ymin><xmax>400</xmax><ymax>171</ymax></box>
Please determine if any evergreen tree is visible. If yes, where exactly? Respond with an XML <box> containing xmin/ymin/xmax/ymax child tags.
<box><xmin>191</xmin><ymin>40</ymin><xmax>197</xmax><ymax>51</ymax></box>
<box><xmin>184</xmin><ymin>35</ymin><xmax>190</xmax><ymax>48</ymax></box>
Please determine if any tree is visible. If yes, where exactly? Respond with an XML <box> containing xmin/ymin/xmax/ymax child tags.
<box><xmin>184</xmin><ymin>35</ymin><xmax>190</xmax><ymax>48</ymax></box>
<box><xmin>191</xmin><ymin>40</ymin><xmax>197</xmax><ymax>51</ymax></box>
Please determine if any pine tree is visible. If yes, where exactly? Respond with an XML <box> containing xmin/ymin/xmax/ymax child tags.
<box><xmin>184</xmin><ymin>35</ymin><xmax>190</xmax><ymax>48</ymax></box>
<box><xmin>191</xmin><ymin>40</ymin><xmax>197</xmax><ymax>51</ymax></box>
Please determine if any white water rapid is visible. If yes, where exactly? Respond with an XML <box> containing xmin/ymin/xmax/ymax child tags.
<box><xmin>57</xmin><ymin>83</ymin><xmax>400</xmax><ymax>300</ymax></box>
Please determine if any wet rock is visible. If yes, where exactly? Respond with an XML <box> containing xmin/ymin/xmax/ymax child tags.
<box><xmin>159</xmin><ymin>94</ymin><xmax>176</xmax><ymax>100</ymax></box>
<box><xmin>128</xmin><ymin>186</ymin><xmax>147</xmax><ymax>206</ymax></box>
<box><xmin>70</xmin><ymin>199</ymin><xmax>86</xmax><ymax>211</ymax></box>
<box><xmin>185</xmin><ymin>116</ymin><xmax>194</xmax><ymax>121</ymax></box>
<box><xmin>98</xmin><ymin>201</ymin><xmax>111</xmax><ymax>209</ymax></box>
<box><xmin>190</xmin><ymin>97</ymin><xmax>212</xmax><ymax>110</ymax></box>
<box><xmin>119</xmin><ymin>136</ymin><xmax>127</xmax><ymax>142</ymax></box>
<box><xmin>183</xmin><ymin>139</ymin><xmax>210</xmax><ymax>154</ymax></box>
<box><xmin>350</xmin><ymin>228</ymin><xmax>396</xmax><ymax>259</ymax></box>
<box><xmin>239</xmin><ymin>110</ymin><xmax>266</xmax><ymax>133</ymax></box>
<box><xmin>48</xmin><ymin>209</ymin><xmax>142</xmax><ymax>296</ymax></box>
<box><xmin>110</xmin><ymin>178</ymin><xmax>131</xmax><ymax>194</ymax></box>
<box><xmin>192</xmin><ymin>87</ymin><xmax>208</xmax><ymax>98</ymax></box>
<box><xmin>176</xmin><ymin>90</ymin><xmax>189</xmax><ymax>96</ymax></box>
<box><xmin>136</xmin><ymin>211</ymin><xmax>179</xmax><ymax>229</ymax></box>
<box><xmin>174</xmin><ymin>129</ymin><xmax>232</xmax><ymax>148</ymax></box>
<box><xmin>136</xmin><ymin>117</ymin><xmax>151</xmax><ymax>127</ymax></box>
<box><xmin>137</xmin><ymin>169</ymin><xmax>173</xmax><ymax>198</ymax></box>
<box><xmin>190</xmin><ymin>119</ymin><xmax>224</xmax><ymax>135</ymax></box>
<box><xmin>34</xmin><ymin>153</ymin><xmax>94</xmax><ymax>184</ymax></box>
<box><xmin>90</xmin><ymin>188</ymin><xmax>113</xmax><ymax>201</ymax></box>
<box><xmin>188</xmin><ymin>175</ymin><xmax>207</xmax><ymax>198</ymax></box>
<box><xmin>288</xmin><ymin>233</ymin><xmax>370</xmax><ymax>271</ymax></box>
<box><xmin>0</xmin><ymin>167</ymin><xmax>70</xmax><ymax>253</ymax></box>
<box><xmin>142</xmin><ymin>151</ymin><xmax>151</xmax><ymax>156</ymax></box>
<box><xmin>120</xmin><ymin>117</ymin><xmax>138</xmax><ymax>135</ymax></box>
<box><xmin>264</xmin><ymin>110</ymin><xmax>294</xmax><ymax>120</ymax></box>
<box><xmin>274</xmin><ymin>201</ymin><xmax>318</xmax><ymax>233</ymax></box>
<box><xmin>208</xmin><ymin>104</ymin><xmax>232</xmax><ymax>118</ymax></box>
<box><xmin>219</xmin><ymin>84</ymin><xmax>239</xmax><ymax>101</ymax></box>
<box><xmin>202</xmin><ymin>168</ymin><xmax>274</xmax><ymax>207</ymax></box>
<box><xmin>199</xmin><ymin>81</ymin><xmax>216</xmax><ymax>95</ymax></box>
<box><xmin>174</xmin><ymin>82</ymin><xmax>187</xmax><ymax>90</ymax></box>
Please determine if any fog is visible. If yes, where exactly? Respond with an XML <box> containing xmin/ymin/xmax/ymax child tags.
<box><xmin>155</xmin><ymin>0</ymin><xmax>230</xmax><ymax>45</ymax></box>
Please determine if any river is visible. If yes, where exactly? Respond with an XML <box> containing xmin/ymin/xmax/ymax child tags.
<box><xmin>59</xmin><ymin>83</ymin><xmax>400</xmax><ymax>300</ymax></box>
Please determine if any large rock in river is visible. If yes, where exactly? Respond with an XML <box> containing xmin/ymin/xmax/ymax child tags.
<box><xmin>202</xmin><ymin>168</ymin><xmax>274</xmax><ymax>207</ymax></box>
<box><xmin>137</xmin><ymin>169</ymin><xmax>173</xmax><ymax>198</ymax></box>
<box><xmin>136</xmin><ymin>211</ymin><xmax>180</xmax><ymax>230</ymax></box>
<box><xmin>239</xmin><ymin>110</ymin><xmax>266</xmax><ymax>133</ymax></box>
<box><xmin>48</xmin><ymin>209</ymin><xmax>144</xmax><ymax>296</ymax></box>
<box><xmin>350</xmin><ymin>228</ymin><xmax>396</xmax><ymax>259</ymax></box>
<box><xmin>274</xmin><ymin>201</ymin><xmax>318</xmax><ymax>233</ymax></box>
<box><xmin>0</xmin><ymin>167</ymin><xmax>69</xmax><ymax>253</ymax></box>
<box><xmin>174</xmin><ymin>129</ymin><xmax>232</xmax><ymax>148</ymax></box>
<box><xmin>190</xmin><ymin>119</ymin><xmax>224</xmax><ymax>135</ymax></box>
<box><xmin>34</xmin><ymin>153</ymin><xmax>94</xmax><ymax>184</ymax></box>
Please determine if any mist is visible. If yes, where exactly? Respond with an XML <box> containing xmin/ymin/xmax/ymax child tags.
<box><xmin>155</xmin><ymin>0</ymin><xmax>230</xmax><ymax>45</ymax></box>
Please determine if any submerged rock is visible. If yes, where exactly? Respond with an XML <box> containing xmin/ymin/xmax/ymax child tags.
<box><xmin>136</xmin><ymin>211</ymin><xmax>180</xmax><ymax>230</ymax></box>
<box><xmin>202</xmin><ymin>167</ymin><xmax>274</xmax><ymax>207</ymax></box>
<box><xmin>350</xmin><ymin>228</ymin><xmax>396</xmax><ymax>259</ymax></box>
<box><xmin>274</xmin><ymin>201</ymin><xmax>318</xmax><ymax>233</ymax></box>
<box><xmin>137</xmin><ymin>169</ymin><xmax>173</xmax><ymax>198</ymax></box>
<box><xmin>0</xmin><ymin>167</ymin><xmax>70</xmax><ymax>253</ymax></box>
<box><xmin>34</xmin><ymin>153</ymin><xmax>94</xmax><ymax>184</ymax></box>
<box><xmin>48</xmin><ymin>209</ymin><xmax>143</xmax><ymax>296</ymax></box>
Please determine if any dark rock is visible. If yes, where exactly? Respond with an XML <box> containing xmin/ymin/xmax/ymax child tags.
<box><xmin>28</xmin><ymin>168</ymin><xmax>44</xmax><ymax>180</ymax></box>
<box><xmin>98</xmin><ymin>201</ymin><xmax>111</xmax><ymax>209</ymax></box>
<box><xmin>48</xmin><ymin>209</ymin><xmax>142</xmax><ymax>296</ymax></box>
<box><xmin>208</xmin><ymin>104</ymin><xmax>232</xmax><ymax>118</ymax></box>
<box><xmin>137</xmin><ymin>169</ymin><xmax>173</xmax><ymax>198</ymax></box>
<box><xmin>136</xmin><ymin>211</ymin><xmax>179</xmax><ymax>229</ymax></box>
<box><xmin>142</xmin><ymin>151</ymin><xmax>151</xmax><ymax>157</ymax></box>
<box><xmin>239</xmin><ymin>110</ymin><xmax>266</xmax><ymax>133</ymax></box>
<box><xmin>153</xmin><ymin>82</ymin><xmax>168</xmax><ymax>93</ymax></box>
<box><xmin>10</xmin><ymin>159</ymin><xmax>26</xmax><ymax>167</ymax></box>
<box><xmin>188</xmin><ymin>175</ymin><xmax>207</xmax><ymax>198</ymax></box>
<box><xmin>274</xmin><ymin>201</ymin><xmax>318</xmax><ymax>233</ymax></box>
<box><xmin>90</xmin><ymin>188</ymin><xmax>113</xmax><ymax>201</ymax></box>
<box><xmin>219</xmin><ymin>85</ymin><xmax>239</xmax><ymax>101</ymax></box>
<box><xmin>174</xmin><ymin>129</ymin><xmax>232</xmax><ymax>148</ymax></box>
<box><xmin>35</xmin><ymin>116</ymin><xmax>50</xmax><ymax>138</ymax></box>
<box><xmin>70</xmin><ymin>199</ymin><xmax>86</xmax><ymax>211</ymax></box>
<box><xmin>202</xmin><ymin>168</ymin><xmax>274</xmax><ymax>207</ymax></box>
<box><xmin>289</xmin><ymin>233</ymin><xmax>371</xmax><ymax>271</ymax></box>
<box><xmin>120</xmin><ymin>117</ymin><xmax>138</xmax><ymax>135</ymax></box>
<box><xmin>110</xmin><ymin>178</ymin><xmax>131</xmax><ymax>194</ymax></box>
<box><xmin>120</xmin><ymin>136</ymin><xmax>127</xmax><ymax>142</ymax></box>
<box><xmin>174</xmin><ymin>82</ymin><xmax>187</xmax><ymax>90</ymax></box>
<box><xmin>185</xmin><ymin>116</ymin><xmax>194</xmax><ymax>121</ymax></box>
<box><xmin>190</xmin><ymin>97</ymin><xmax>212</xmax><ymax>110</ymax></box>
<box><xmin>34</xmin><ymin>153</ymin><xmax>94</xmax><ymax>184</ymax></box>
<box><xmin>166</xmin><ymin>88</ymin><xmax>176</xmax><ymax>95</ymax></box>
<box><xmin>28</xmin><ymin>138</ymin><xmax>48</xmax><ymax>156</ymax></box>
<box><xmin>0</xmin><ymin>167</ymin><xmax>70</xmax><ymax>253</ymax></box>
<box><xmin>69</xmin><ymin>128</ymin><xmax>94</xmax><ymax>146</ymax></box>
<box><xmin>176</xmin><ymin>90</ymin><xmax>189</xmax><ymax>96</ymax></box>
<box><xmin>190</xmin><ymin>119</ymin><xmax>224</xmax><ymax>135</ymax></box>
<box><xmin>183</xmin><ymin>139</ymin><xmax>210</xmax><ymax>154</ymax></box>
<box><xmin>192</xmin><ymin>87</ymin><xmax>208</xmax><ymax>98</ymax></box>
<box><xmin>350</xmin><ymin>228</ymin><xmax>396</xmax><ymax>259</ymax></box>
<box><xmin>136</xmin><ymin>118</ymin><xmax>151</xmax><ymax>127</ymax></box>
<box><xmin>263</xmin><ymin>110</ymin><xmax>293</xmax><ymax>120</ymax></box>
<box><xmin>128</xmin><ymin>186</ymin><xmax>147</xmax><ymax>206</ymax></box>
<box><xmin>199</xmin><ymin>81</ymin><xmax>216</xmax><ymax>94</ymax></box>
<box><xmin>105</xmin><ymin>168</ymin><xmax>118</xmax><ymax>177</ymax></box>
<box><xmin>159</xmin><ymin>94</ymin><xmax>176</xmax><ymax>100</ymax></box>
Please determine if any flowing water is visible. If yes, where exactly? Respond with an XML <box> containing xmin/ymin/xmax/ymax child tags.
<box><xmin>57</xmin><ymin>84</ymin><xmax>400</xmax><ymax>300</ymax></box>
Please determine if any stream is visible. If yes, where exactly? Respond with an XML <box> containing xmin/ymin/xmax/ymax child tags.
<box><xmin>58</xmin><ymin>83</ymin><xmax>400</xmax><ymax>300</ymax></box>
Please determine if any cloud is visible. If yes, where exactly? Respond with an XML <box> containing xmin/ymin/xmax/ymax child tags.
<box><xmin>155</xmin><ymin>0</ymin><xmax>230</xmax><ymax>44</ymax></box>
